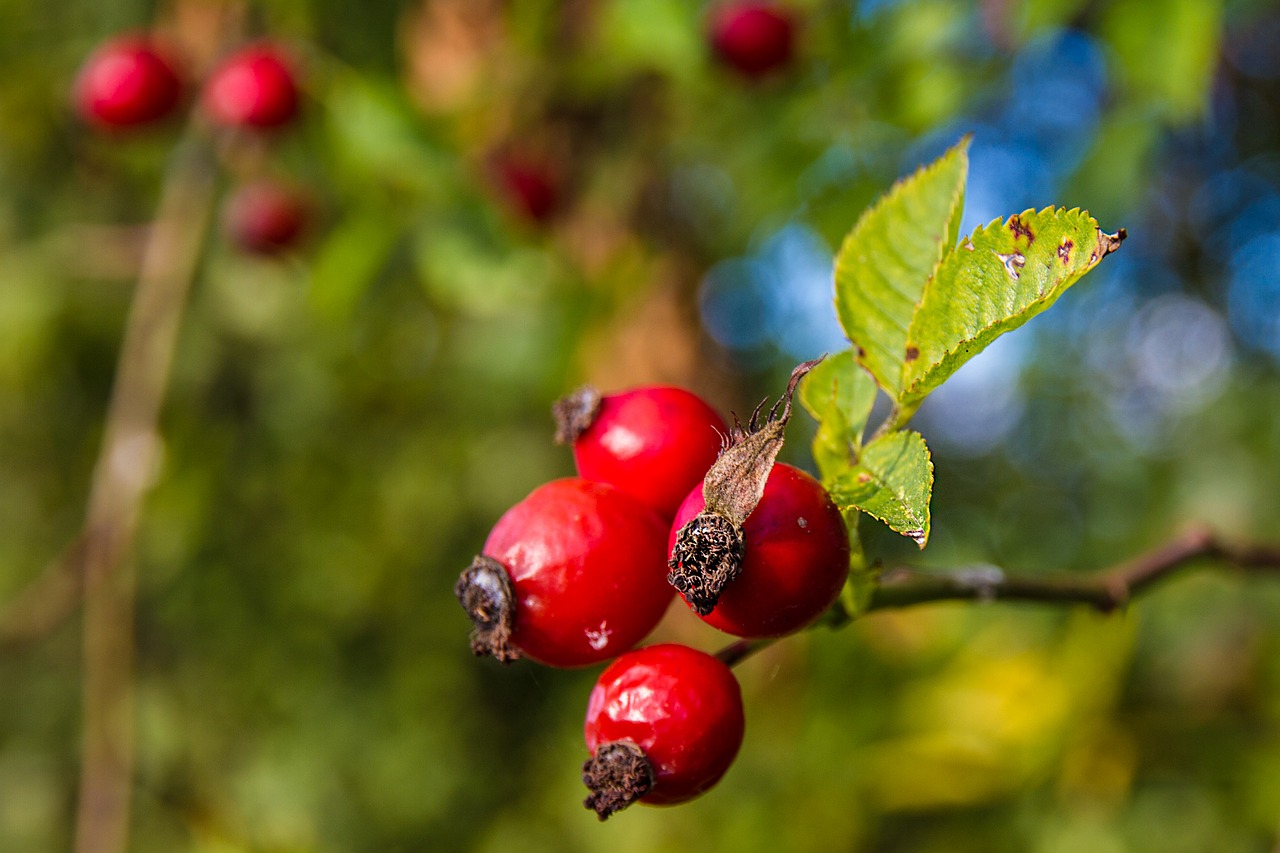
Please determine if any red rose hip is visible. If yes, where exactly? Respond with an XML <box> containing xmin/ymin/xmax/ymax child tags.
<box><xmin>202</xmin><ymin>43</ymin><xmax>299</xmax><ymax>129</ymax></box>
<box><xmin>669</xmin><ymin>462</ymin><xmax>849</xmax><ymax>637</ymax></box>
<box><xmin>709</xmin><ymin>3</ymin><xmax>796</xmax><ymax>79</ymax></box>
<box><xmin>74</xmin><ymin>35</ymin><xmax>183</xmax><ymax>129</ymax></box>
<box><xmin>554</xmin><ymin>386</ymin><xmax>727</xmax><ymax>521</ymax></box>
<box><xmin>583</xmin><ymin>644</ymin><xmax>745</xmax><ymax>818</ymax></box>
<box><xmin>455</xmin><ymin>478</ymin><xmax>673</xmax><ymax>668</ymax></box>
<box><xmin>224</xmin><ymin>180</ymin><xmax>309</xmax><ymax>255</ymax></box>
<box><xmin>493</xmin><ymin>155</ymin><xmax>562</xmax><ymax>223</ymax></box>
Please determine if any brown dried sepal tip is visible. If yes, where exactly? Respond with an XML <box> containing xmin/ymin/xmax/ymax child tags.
<box><xmin>552</xmin><ymin>385</ymin><xmax>602</xmax><ymax>445</ymax></box>
<box><xmin>668</xmin><ymin>511</ymin><xmax>744</xmax><ymax>615</ymax></box>
<box><xmin>666</xmin><ymin>358</ymin><xmax>822</xmax><ymax>611</ymax></box>
<box><xmin>583</xmin><ymin>741</ymin><xmax>654</xmax><ymax>820</ymax></box>
<box><xmin>454</xmin><ymin>555</ymin><xmax>521</xmax><ymax>663</ymax></box>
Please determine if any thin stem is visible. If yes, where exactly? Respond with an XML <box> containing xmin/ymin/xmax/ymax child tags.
<box><xmin>714</xmin><ymin>526</ymin><xmax>1280</xmax><ymax>667</ymax></box>
<box><xmin>866</xmin><ymin>525</ymin><xmax>1280</xmax><ymax>612</ymax></box>
<box><xmin>73</xmin><ymin>128</ymin><xmax>216</xmax><ymax>853</ymax></box>
<box><xmin>715</xmin><ymin>637</ymin><xmax>775</xmax><ymax>668</ymax></box>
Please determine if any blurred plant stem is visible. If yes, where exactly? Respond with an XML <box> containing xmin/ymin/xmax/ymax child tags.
<box><xmin>69</xmin><ymin>127</ymin><xmax>216</xmax><ymax>853</ymax></box>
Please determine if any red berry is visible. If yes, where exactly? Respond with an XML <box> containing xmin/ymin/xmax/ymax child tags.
<box><xmin>202</xmin><ymin>44</ymin><xmax>299</xmax><ymax>129</ymax></box>
<box><xmin>224</xmin><ymin>180</ymin><xmax>309</xmax><ymax>255</ymax></box>
<box><xmin>554</xmin><ymin>386</ymin><xmax>727</xmax><ymax>522</ymax></box>
<box><xmin>74</xmin><ymin>35</ymin><xmax>183</xmax><ymax>129</ymax></box>
<box><xmin>708</xmin><ymin>3</ymin><xmax>796</xmax><ymax>78</ymax></box>
<box><xmin>669</xmin><ymin>463</ymin><xmax>849</xmax><ymax>637</ymax></box>
<box><xmin>582</xmin><ymin>644</ymin><xmax>744</xmax><ymax>818</ymax></box>
<box><xmin>493</xmin><ymin>156</ymin><xmax>562</xmax><ymax>223</ymax></box>
<box><xmin>455</xmin><ymin>478</ymin><xmax>673</xmax><ymax>668</ymax></box>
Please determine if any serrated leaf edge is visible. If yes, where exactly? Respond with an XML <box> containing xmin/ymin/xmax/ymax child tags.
<box><xmin>900</xmin><ymin>205</ymin><xmax>1105</xmax><ymax>403</ymax></box>
<box><xmin>833</xmin><ymin>431</ymin><xmax>934</xmax><ymax>549</ymax></box>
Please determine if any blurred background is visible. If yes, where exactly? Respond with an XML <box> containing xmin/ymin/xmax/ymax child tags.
<box><xmin>4</xmin><ymin>0</ymin><xmax>1280</xmax><ymax>850</ymax></box>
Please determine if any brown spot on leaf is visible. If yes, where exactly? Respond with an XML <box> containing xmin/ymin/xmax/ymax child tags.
<box><xmin>1058</xmin><ymin>239</ymin><xmax>1074</xmax><ymax>265</ymax></box>
<box><xmin>904</xmin><ymin>345</ymin><xmax>919</xmax><ymax>362</ymax></box>
<box><xmin>1008</xmin><ymin>215</ymin><xmax>1034</xmax><ymax>244</ymax></box>
<box><xmin>855</xmin><ymin>345</ymin><xmax>866</xmax><ymax>358</ymax></box>
<box><xmin>856</xmin><ymin>473</ymin><xmax>872</xmax><ymax>484</ymax></box>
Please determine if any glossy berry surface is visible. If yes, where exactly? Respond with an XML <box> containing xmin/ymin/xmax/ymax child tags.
<box><xmin>202</xmin><ymin>44</ymin><xmax>299</xmax><ymax>129</ymax></box>
<box><xmin>566</xmin><ymin>386</ymin><xmax>727</xmax><ymax>521</ymax></box>
<box><xmin>224</xmin><ymin>180</ymin><xmax>308</xmax><ymax>255</ymax></box>
<box><xmin>474</xmin><ymin>478</ymin><xmax>672</xmax><ymax>667</ymax></box>
<box><xmin>74</xmin><ymin>36</ymin><xmax>183</xmax><ymax>129</ymax></box>
<box><xmin>708</xmin><ymin>3</ymin><xmax>796</xmax><ymax>78</ymax></box>
<box><xmin>584</xmin><ymin>644</ymin><xmax>744</xmax><ymax>810</ymax></box>
<box><xmin>669</xmin><ymin>462</ymin><xmax>849</xmax><ymax>637</ymax></box>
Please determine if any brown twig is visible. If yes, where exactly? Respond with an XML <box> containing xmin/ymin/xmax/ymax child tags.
<box><xmin>72</xmin><ymin>127</ymin><xmax>216</xmax><ymax>853</ymax></box>
<box><xmin>865</xmin><ymin>525</ymin><xmax>1280</xmax><ymax>612</ymax></box>
<box><xmin>715</xmin><ymin>525</ymin><xmax>1280</xmax><ymax>668</ymax></box>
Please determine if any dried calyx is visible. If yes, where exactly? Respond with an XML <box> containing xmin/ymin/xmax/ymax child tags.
<box><xmin>582</xmin><ymin>741</ymin><xmax>654</xmax><ymax>820</ymax></box>
<box><xmin>551</xmin><ymin>386</ymin><xmax>602</xmax><ymax>445</ymax></box>
<box><xmin>667</xmin><ymin>358</ymin><xmax>822</xmax><ymax>614</ymax></box>
<box><xmin>454</xmin><ymin>555</ymin><xmax>520</xmax><ymax>663</ymax></box>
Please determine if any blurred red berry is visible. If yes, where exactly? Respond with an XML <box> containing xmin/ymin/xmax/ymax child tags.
<box><xmin>74</xmin><ymin>35</ymin><xmax>184</xmax><ymax>129</ymax></box>
<box><xmin>493</xmin><ymin>156</ymin><xmax>561</xmax><ymax>223</ymax></box>
<box><xmin>202</xmin><ymin>44</ymin><xmax>300</xmax><ymax>129</ymax></box>
<box><xmin>223</xmin><ymin>180</ymin><xmax>309</xmax><ymax>255</ymax></box>
<box><xmin>709</xmin><ymin>3</ymin><xmax>796</xmax><ymax>78</ymax></box>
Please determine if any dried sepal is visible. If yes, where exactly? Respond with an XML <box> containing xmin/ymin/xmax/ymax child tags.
<box><xmin>454</xmin><ymin>555</ymin><xmax>521</xmax><ymax>663</ymax></box>
<box><xmin>582</xmin><ymin>741</ymin><xmax>655</xmax><ymax>820</ymax></box>
<box><xmin>666</xmin><ymin>358</ymin><xmax>822</xmax><ymax>610</ymax></box>
<box><xmin>552</xmin><ymin>385</ymin><xmax>602</xmax><ymax>445</ymax></box>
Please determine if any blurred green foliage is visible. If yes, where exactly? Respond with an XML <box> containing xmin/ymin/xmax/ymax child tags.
<box><xmin>3</xmin><ymin>0</ymin><xmax>1280</xmax><ymax>851</ymax></box>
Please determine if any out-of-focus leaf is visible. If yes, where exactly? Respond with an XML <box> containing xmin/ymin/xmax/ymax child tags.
<box><xmin>309</xmin><ymin>210</ymin><xmax>400</xmax><ymax>322</ymax></box>
<box><xmin>835</xmin><ymin>138</ymin><xmax>968</xmax><ymax>400</ymax></box>
<box><xmin>1103</xmin><ymin>0</ymin><xmax>1223</xmax><ymax>121</ymax></box>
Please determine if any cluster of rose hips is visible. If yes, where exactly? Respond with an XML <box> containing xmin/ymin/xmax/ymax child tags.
<box><xmin>456</xmin><ymin>360</ymin><xmax>850</xmax><ymax>818</ymax></box>
<box><xmin>73</xmin><ymin>33</ymin><xmax>309</xmax><ymax>255</ymax></box>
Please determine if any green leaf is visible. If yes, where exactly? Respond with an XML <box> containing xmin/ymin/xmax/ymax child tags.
<box><xmin>828</xmin><ymin>430</ymin><xmax>933</xmax><ymax>548</ymax></box>
<box><xmin>835</xmin><ymin>138</ymin><xmax>969</xmax><ymax>400</ymax></box>
<box><xmin>799</xmin><ymin>350</ymin><xmax>878</xmax><ymax>480</ymax></box>
<box><xmin>898</xmin><ymin>207</ymin><xmax>1123</xmax><ymax>419</ymax></box>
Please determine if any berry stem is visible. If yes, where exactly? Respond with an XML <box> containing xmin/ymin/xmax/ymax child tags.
<box><xmin>715</xmin><ymin>637</ymin><xmax>775</xmax><ymax>668</ymax></box>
